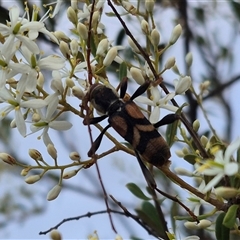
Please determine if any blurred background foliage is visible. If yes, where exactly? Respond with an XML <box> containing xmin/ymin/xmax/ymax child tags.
<box><xmin>0</xmin><ymin>0</ymin><xmax>240</xmax><ymax>239</ymax></box>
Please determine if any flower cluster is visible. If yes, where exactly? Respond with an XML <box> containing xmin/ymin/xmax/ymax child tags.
<box><xmin>1</xmin><ymin>0</ymin><xmax>239</xmax><ymax>239</ymax></box>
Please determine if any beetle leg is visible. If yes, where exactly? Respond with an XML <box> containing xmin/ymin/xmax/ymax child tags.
<box><xmin>130</xmin><ymin>80</ymin><xmax>151</xmax><ymax>101</ymax></box>
<box><xmin>135</xmin><ymin>150</ymin><xmax>156</xmax><ymax>189</ymax></box>
<box><xmin>153</xmin><ymin>114</ymin><xmax>179</xmax><ymax>128</ymax></box>
<box><xmin>83</xmin><ymin>115</ymin><xmax>108</xmax><ymax>125</ymax></box>
<box><xmin>88</xmin><ymin>124</ymin><xmax>111</xmax><ymax>157</ymax></box>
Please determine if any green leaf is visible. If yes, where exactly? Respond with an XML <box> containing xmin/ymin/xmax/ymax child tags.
<box><xmin>136</xmin><ymin>202</ymin><xmax>167</xmax><ymax>238</ymax></box>
<box><xmin>126</xmin><ymin>183</ymin><xmax>151</xmax><ymax>200</ymax></box>
<box><xmin>194</xmin><ymin>7</ymin><xmax>205</xmax><ymax>23</ymax></box>
<box><xmin>119</xmin><ymin>62</ymin><xmax>128</xmax><ymax>81</ymax></box>
<box><xmin>166</xmin><ymin>120</ymin><xmax>178</xmax><ymax>147</ymax></box>
<box><xmin>183</xmin><ymin>154</ymin><xmax>198</xmax><ymax>165</ymax></box>
<box><xmin>90</xmin><ymin>33</ymin><xmax>96</xmax><ymax>57</ymax></box>
<box><xmin>215</xmin><ymin>212</ymin><xmax>230</xmax><ymax>240</ymax></box>
<box><xmin>223</xmin><ymin>204</ymin><xmax>239</xmax><ymax>228</ymax></box>
<box><xmin>230</xmin><ymin>0</ymin><xmax>240</xmax><ymax>22</ymax></box>
<box><xmin>116</xmin><ymin>28</ymin><xmax>126</xmax><ymax>45</ymax></box>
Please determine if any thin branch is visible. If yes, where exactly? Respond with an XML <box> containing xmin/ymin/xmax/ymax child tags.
<box><xmin>39</xmin><ymin>209</ymin><xmax>125</xmax><ymax>235</ymax></box>
<box><xmin>110</xmin><ymin>195</ymin><xmax>162</xmax><ymax>239</ymax></box>
<box><xmin>159</xmin><ymin>164</ymin><xmax>226</xmax><ymax>211</ymax></box>
<box><xmin>85</xmin><ymin>0</ymin><xmax>117</xmax><ymax>233</ymax></box>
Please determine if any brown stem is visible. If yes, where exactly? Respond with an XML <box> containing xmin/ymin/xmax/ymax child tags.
<box><xmin>159</xmin><ymin>164</ymin><xmax>226</xmax><ymax>211</ymax></box>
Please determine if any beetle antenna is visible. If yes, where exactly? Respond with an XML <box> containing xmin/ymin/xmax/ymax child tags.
<box><xmin>153</xmin><ymin>114</ymin><xmax>179</xmax><ymax>128</ymax></box>
<box><xmin>130</xmin><ymin>80</ymin><xmax>151</xmax><ymax>101</ymax></box>
<box><xmin>120</xmin><ymin>77</ymin><xmax>128</xmax><ymax>99</ymax></box>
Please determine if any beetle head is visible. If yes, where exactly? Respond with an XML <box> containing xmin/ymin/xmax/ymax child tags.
<box><xmin>88</xmin><ymin>84</ymin><xmax>119</xmax><ymax>115</ymax></box>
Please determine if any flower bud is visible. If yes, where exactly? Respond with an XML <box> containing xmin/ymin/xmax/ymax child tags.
<box><xmin>63</xmin><ymin>169</ymin><xmax>78</xmax><ymax>179</ymax></box>
<box><xmin>185</xmin><ymin>52</ymin><xmax>193</xmax><ymax>67</ymax></box>
<box><xmin>141</xmin><ymin>20</ymin><xmax>149</xmax><ymax>35</ymax></box>
<box><xmin>69</xmin><ymin>151</ymin><xmax>81</xmax><ymax>161</ymax></box>
<box><xmin>0</xmin><ymin>153</ymin><xmax>16</xmax><ymax>165</ymax></box>
<box><xmin>122</xmin><ymin>1</ymin><xmax>136</xmax><ymax>14</ymax></box>
<box><xmin>169</xmin><ymin>24</ymin><xmax>182</xmax><ymax>45</ymax></box>
<box><xmin>103</xmin><ymin>47</ymin><xmax>118</xmax><ymax>67</ymax></box>
<box><xmin>182</xmin><ymin>147</ymin><xmax>189</xmax><ymax>155</ymax></box>
<box><xmin>54</xmin><ymin>31</ymin><xmax>70</xmax><ymax>42</ymax></box>
<box><xmin>71</xmin><ymin>0</ymin><xmax>78</xmax><ymax>10</ymax></box>
<box><xmin>21</xmin><ymin>168</ymin><xmax>30</xmax><ymax>176</ymax></box>
<box><xmin>185</xmin><ymin>237</ymin><xmax>200</xmax><ymax>240</ymax></box>
<box><xmin>72</xmin><ymin>86</ymin><xmax>85</xmax><ymax>99</ymax></box>
<box><xmin>96</xmin><ymin>39</ymin><xmax>109</xmax><ymax>56</ymax></box>
<box><xmin>32</xmin><ymin>112</ymin><xmax>41</xmax><ymax>122</ymax></box>
<box><xmin>175</xmin><ymin>150</ymin><xmax>185</xmax><ymax>158</ymax></box>
<box><xmin>164</xmin><ymin>57</ymin><xmax>175</xmax><ymax>69</ymax></box>
<box><xmin>128</xmin><ymin>37</ymin><xmax>140</xmax><ymax>53</ymax></box>
<box><xmin>66</xmin><ymin>78</ymin><xmax>75</xmax><ymax>88</ymax></box>
<box><xmin>145</xmin><ymin>0</ymin><xmax>155</xmax><ymax>13</ymax></box>
<box><xmin>37</xmin><ymin>72</ymin><xmax>44</xmax><ymax>87</ymax></box>
<box><xmin>29</xmin><ymin>149</ymin><xmax>43</xmax><ymax>161</ymax></box>
<box><xmin>215</xmin><ymin>187</ymin><xmax>239</xmax><ymax>199</ymax></box>
<box><xmin>200</xmin><ymin>135</ymin><xmax>208</xmax><ymax>148</ymax></box>
<box><xmin>47</xmin><ymin>144</ymin><xmax>57</xmax><ymax>160</ymax></box>
<box><xmin>130</xmin><ymin>67</ymin><xmax>145</xmax><ymax>85</ymax></box>
<box><xmin>197</xmin><ymin>219</ymin><xmax>212</xmax><ymax>229</ymax></box>
<box><xmin>51</xmin><ymin>79</ymin><xmax>64</xmax><ymax>94</ymax></box>
<box><xmin>25</xmin><ymin>175</ymin><xmax>41</xmax><ymax>184</ymax></box>
<box><xmin>77</xmin><ymin>22</ymin><xmax>88</xmax><ymax>40</ymax></box>
<box><xmin>151</xmin><ymin>28</ymin><xmax>160</xmax><ymax>47</ymax></box>
<box><xmin>50</xmin><ymin>229</ymin><xmax>62</xmax><ymax>240</ymax></box>
<box><xmin>59</xmin><ymin>41</ymin><xmax>70</xmax><ymax>59</ymax></box>
<box><xmin>67</xmin><ymin>6</ymin><xmax>78</xmax><ymax>25</ymax></box>
<box><xmin>92</xmin><ymin>11</ymin><xmax>100</xmax><ymax>28</ymax></box>
<box><xmin>174</xmin><ymin>167</ymin><xmax>193</xmax><ymax>177</ymax></box>
<box><xmin>200</xmin><ymin>80</ymin><xmax>211</xmax><ymax>92</ymax></box>
<box><xmin>47</xmin><ymin>184</ymin><xmax>62</xmax><ymax>201</ymax></box>
<box><xmin>184</xmin><ymin>221</ymin><xmax>199</xmax><ymax>230</ymax></box>
<box><xmin>115</xmin><ymin>235</ymin><xmax>123</xmax><ymax>240</ymax></box>
<box><xmin>70</xmin><ymin>39</ymin><xmax>79</xmax><ymax>57</ymax></box>
<box><xmin>172</xmin><ymin>64</ymin><xmax>180</xmax><ymax>75</ymax></box>
<box><xmin>174</xmin><ymin>76</ymin><xmax>191</xmax><ymax>95</ymax></box>
<box><xmin>10</xmin><ymin>119</ymin><xmax>16</xmax><ymax>128</ymax></box>
<box><xmin>144</xmin><ymin>61</ymin><xmax>154</xmax><ymax>79</ymax></box>
<box><xmin>193</xmin><ymin>120</ymin><xmax>200</xmax><ymax>132</ymax></box>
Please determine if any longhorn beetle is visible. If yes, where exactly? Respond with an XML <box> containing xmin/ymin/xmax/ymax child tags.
<box><xmin>83</xmin><ymin>79</ymin><xmax>178</xmax><ymax>187</ymax></box>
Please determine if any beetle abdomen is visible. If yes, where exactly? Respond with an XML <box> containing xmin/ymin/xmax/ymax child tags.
<box><xmin>109</xmin><ymin>101</ymin><xmax>170</xmax><ymax>167</ymax></box>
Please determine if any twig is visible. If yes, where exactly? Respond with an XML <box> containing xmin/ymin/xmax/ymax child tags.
<box><xmin>159</xmin><ymin>165</ymin><xmax>226</xmax><ymax>211</ymax></box>
<box><xmin>39</xmin><ymin>209</ymin><xmax>125</xmax><ymax>235</ymax></box>
<box><xmin>86</xmin><ymin>0</ymin><xmax>117</xmax><ymax>233</ymax></box>
<box><xmin>154</xmin><ymin>187</ymin><xmax>199</xmax><ymax>223</ymax></box>
<box><xmin>110</xmin><ymin>195</ymin><xmax>162</xmax><ymax>239</ymax></box>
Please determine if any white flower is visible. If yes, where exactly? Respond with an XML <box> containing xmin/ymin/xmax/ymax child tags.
<box><xmin>30</xmin><ymin>93</ymin><xmax>72</xmax><ymax>146</ymax></box>
<box><xmin>135</xmin><ymin>86</ymin><xmax>177</xmax><ymax>124</ymax></box>
<box><xmin>187</xmin><ymin>180</ymin><xmax>208</xmax><ymax>216</ymax></box>
<box><xmin>0</xmin><ymin>74</ymin><xmax>47</xmax><ymax>136</ymax></box>
<box><xmin>50</xmin><ymin>0</ymin><xmax>63</xmax><ymax>18</ymax></box>
<box><xmin>196</xmin><ymin>137</ymin><xmax>240</xmax><ymax>193</ymax></box>
<box><xmin>10</xmin><ymin>45</ymin><xmax>65</xmax><ymax>92</ymax></box>
<box><xmin>0</xmin><ymin>41</ymin><xmax>20</xmax><ymax>88</ymax></box>
<box><xmin>0</xmin><ymin>6</ymin><xmax>44</xmax><ymax>54</ymax></box>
